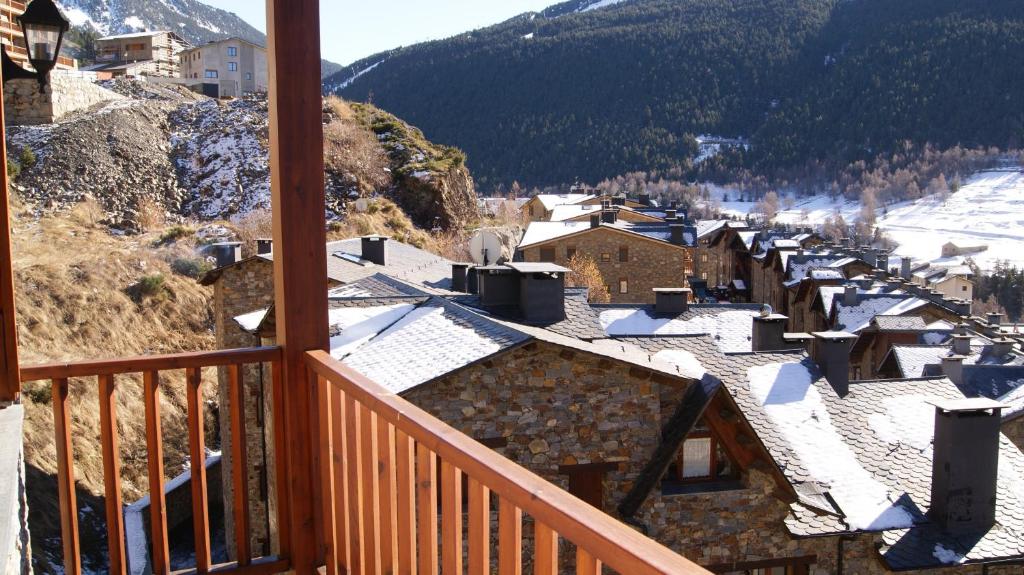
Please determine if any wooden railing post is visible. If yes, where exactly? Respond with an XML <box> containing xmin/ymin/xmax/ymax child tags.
<box><xmin>266</xmin><ymin>0</ymin><xmax>329</xmax><ymax>572</ymax></box>
<box><xmin>0</xmin><ymin>53</ymin><xmax>21</xmax><ymax>402</ymax></box>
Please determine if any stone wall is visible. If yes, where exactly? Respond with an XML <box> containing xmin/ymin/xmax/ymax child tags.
<box><xmin>520</xmin><ymin>228</ymin><xmax>694</xmax><ymax>304</ymax></box>
<box><xmin>4</xmin><ymin>71</ymin><xmax>124</xmax><ymax>125</ymax></box>
<box><xmin>1004</xmin><ymin>415</ymin><xmax>1024</xmax><ymax>452</ymax></box>
<box><xmin>212</xmin><ymin>258</ymin><xmax>277</xmax><ymax>558</ymax></box>
<box><xmin>0</xmin><ymin>404</ymin><xmax>31</xmax><ymax>575</ymax></box>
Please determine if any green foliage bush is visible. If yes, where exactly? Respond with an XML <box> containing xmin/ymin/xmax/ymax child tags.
<box><xmin>171</xmin><ymin>257</ymin><xmax>212</xmax><ymax>279</ymax></box>
<box><xmin>137</xmin><ymin>273</ymin><xmax>167</xmax><ymax>297</ymax></box>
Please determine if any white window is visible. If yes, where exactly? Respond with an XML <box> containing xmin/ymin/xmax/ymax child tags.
<box><xmin>680</xmin><ymin>437</ymin><xmax>712</xmax><ymax>478</ymax></box>
<box><xmin>227</xmin><ymin>46</ymin><xmax>238</xmax><ymax>57</ymax></box>
<box><xmin>619</xmin><ymin>278</ymin><xmax>628</xmax><ymax>294</ymax></box>
<box><xmin>205</xmin><ymin>69</ymin><xmax>218</xmax><ymax>79</ymax></box>
<box><xmin>228</xmin><ymin>62</ymin><xmax>238</xmax><ymax>72</ymax></box>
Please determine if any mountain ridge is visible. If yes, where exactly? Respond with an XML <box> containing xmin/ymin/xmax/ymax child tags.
<box><xmin>323</xmin><ymin>0</ymin><xmax>1024</xmax><ymax>188</ymax></box>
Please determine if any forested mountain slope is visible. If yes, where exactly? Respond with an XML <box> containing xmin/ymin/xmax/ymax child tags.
<box><xmin>325</xmin><ymin>0</ymin><xmax>1024</xmax><ymax>187</ymax></box>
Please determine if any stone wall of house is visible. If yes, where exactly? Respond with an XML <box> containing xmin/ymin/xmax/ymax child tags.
<box><xmin>520</xmin><ymin>230</ymin><xmax>694</xmax><ymax>304</ymax></box>
<box><xmin>1004</xmin><ymin>416</ymin><xmax>1024</xmax><ymax>452</ymax></box>
<box><xmin>405</xmin><ymin>340</ymin><xmax>672</xmax><ymax>505</ymax></box>
<box><xmin>4</xmin><ymin>72</ymin><xmax>123</xmax><ymax>125</ymax></box>
<box><xmin>212</xmin><ymin>259</ymin><xmax>277</xmax><ymax>559</ymax></box>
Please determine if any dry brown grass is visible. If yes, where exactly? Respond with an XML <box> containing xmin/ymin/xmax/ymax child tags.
<box><xmin>323</xmin><ymin>97</ymin><xmax>392</xmax><ymax>193</ymax></box>
<box><xmin>12</xmin><ymin>213</ymin><xmax>216</xmax><ymax>571</ymax></box>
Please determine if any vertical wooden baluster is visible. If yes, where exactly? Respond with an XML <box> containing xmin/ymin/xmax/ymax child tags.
<box><xmin>52</xmin><ymin>378</ymin><xmax>81</xmax><ymax>575</ymax></box>
<box><xmin>98</xmin><ymin>374</ymin><xmax>126</xmax><ymax>575</ymax></box>
<box><xmin>498</xmin><ymin>498</ymin><xmax>522</xmax><ymax>575</ymax></box>
<box><xmin>468</xmin><ymin>477</ymin><xmax>490</xmax><ymax>575</ymax></box>
<box><xmin>534</xmin><ymin>523</ymin><xmax>557</xmax><ymax>575</ymax></box>
<box><xmin>441</xmin><ymin>461</ymin><xmax>463</xmax><ymax>575</ymax></box>
<box><xmin>395</xmin><ymin>430</ymin><xmax>417</xmax><ymax>575</ymax></box>
<box><xmin>358</xmin><ymin>404</ymin><xmax>381</xmax><ymax>575</ymax></box>
<box><xmin>344</xmin><ymin>395</ymin><xmax>364</xmax><ymax>574</ymax></box>
<box><xmin>316</xmin><ymin>376</ymin><xmax>337</xmax><ymax>575</ymax></box>
<box><xmin>269</xmin><ymin>360</ymin><xmax>291</xmax><ymax>558</ymax></box>
<box><xmin>331</xmin><ymin>387</ymin><xmax>349</xmax><ymax>572</ymax></box>
<box><xmin>576</xmin><ymin>548</ymin><xmax>601</xmax><ymax>575</ymax></box>
<box><xmin>228</xmin><ymin>364</ymin><xmax>251</xmax><ymax>566</ymax></box>
<box><xmin>144</xmin><ymin>371</ymin><xmax>170</xmax><ymax>575</ymax></box>
<box><xmin>185</xmin><ymin>368</ymin><xmax>211</xmax><ymax>573</ymax></box>
<box><xmin>377</xmin><ymin>420</ymin><xmax>398</xmax><ymax>572</ymax></box>
<box><xmin>416</xmin><ymin>446</ymin><xmax>438</xmax><ymax>575</ymax></box>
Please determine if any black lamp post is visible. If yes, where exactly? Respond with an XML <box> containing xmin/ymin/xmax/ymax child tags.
<box><xmin>2</xmin><ymin>0</ymin><xmax>70</xmax><ymax>91</ymax></box>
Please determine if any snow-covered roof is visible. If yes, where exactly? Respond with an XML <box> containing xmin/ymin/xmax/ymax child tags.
<box><xmin>519</xmin><ymin>221</ymin><xmax>590</xmax><ymax>247</ymax></box>
<box><xmin>548</xmin><ymin>204</ymin><xmax>602</xmax><ymax>221</ymax></box>
<box><xmin>99</xmin><ymin>30</ymin><xmax>174</xmax><ymax>41</ymax></box>
<box><xmin>597</xmin><ymin>305</ymin><xmax>762</xmax><ymax>353</ymax></box>
<box><xmin>531</xmin><ymin>194</ymin><xmax>595</xmax><ymax>211</ymax></box>
<box><xmin>834</xmin><ymin>295</ymin><xmax>928</xmax><ymax>334</ymax></box>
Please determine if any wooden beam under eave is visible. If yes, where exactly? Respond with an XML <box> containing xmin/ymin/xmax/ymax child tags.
<box><xmin>266</xmin><ymin>0</ymin><xmax>329</xmax><ymax>572</ymax></box>
<box><xmin>0</xmin><ymin>56</ymin><xmax>21</xmax><ymax>402</ymax></box>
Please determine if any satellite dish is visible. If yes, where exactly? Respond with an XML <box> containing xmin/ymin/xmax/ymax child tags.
<box><xmin>354</xmin><ymin>198</ymin><xmax>369</xmax><ymax>213</ymax></box>
<box><xmin>760</xmin><ymin>304</ymin><xmax>773</xmax><ymax>318</ymax></box>
<box><xmin>469</xmin><ymin>229</ymin><xmax>504</xmax><ymax>266</ymax></box>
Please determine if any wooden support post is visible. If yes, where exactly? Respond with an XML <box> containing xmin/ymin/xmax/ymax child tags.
<box><xmin>0</xmin><ymin>60</ymin><xmax>21</xmax><ymax>402</ymax></box>
<box><xmin>266</xmin><ymin>0</ymin><xmax>329</xmax><ymax>572</ymax></box>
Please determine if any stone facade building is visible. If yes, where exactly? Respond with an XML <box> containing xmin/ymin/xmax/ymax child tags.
<box><xmin>518</xmin><ymin>220</ymin><xmax>696</xmax><ymax>304</ymax></box>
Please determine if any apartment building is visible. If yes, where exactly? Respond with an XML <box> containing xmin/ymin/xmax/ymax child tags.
<box><xmin>0</xmin><ymin>0</ymin><xmax>75</xmax><ymax>70</ymax></box>
<box><xmin>179</xmin><ymin>37</ymin><xmax>268</xmax><ymax>98</ymax></box>
<box><xmin>90</xmin><ymin>30</ymin><xmax>190</xmax><ymax>77</ymax></box>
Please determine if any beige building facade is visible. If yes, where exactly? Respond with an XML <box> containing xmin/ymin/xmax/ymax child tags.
<box><xmin>180</xmin><ymin>37</ymin><xmax>268</xmax><ymax>98</ymax></box>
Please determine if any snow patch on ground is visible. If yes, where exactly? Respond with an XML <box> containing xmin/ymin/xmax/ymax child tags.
<box><xmin>747</xmin><ymin>362</ymin><xmax>915</xmax><ymax>531</ymax></box>
<box><xmin>653</xmin><ymin>349</ymin><xmax>706</xmax><ymax>379</ymax></box>
<box><xmin>334</xmin><ymin>60</ymin><xmax>384</xmax><ymax>92</ymax></box>
<box><xmin>123</xmin><ymin>15</ymin><xmax>145</xmax><ymax>29</ymax></box>
<box><xmin>580</xmin><ymin>0</ymin><xmax>628</xmax><ymax>11</ymax></box>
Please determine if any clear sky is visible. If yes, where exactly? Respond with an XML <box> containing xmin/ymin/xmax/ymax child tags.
<box><xmin>202</xmin><ymin>1</ymin><xmax>557</xmax><ymax>66</ymax></box>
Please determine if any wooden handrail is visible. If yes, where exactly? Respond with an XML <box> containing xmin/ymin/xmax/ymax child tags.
<box><xmin>33</xmin><ymin>347</ymin><xmax>287</xmax><ymax>575</ymax></box>
<box><xmin>19</xmin><ymin>346</ymin><xmax>282</xmax><ymax>381</ymax></box>
<box><xmin>305</xmin><ymin>349</ymin><xmax>710</xmax><ymax>575</ymax></box>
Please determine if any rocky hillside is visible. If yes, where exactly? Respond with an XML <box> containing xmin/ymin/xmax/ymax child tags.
<box><xmin>6</xmin><ymin>78</ymin><xmax>479</xmax><ymax>231</ymax></box>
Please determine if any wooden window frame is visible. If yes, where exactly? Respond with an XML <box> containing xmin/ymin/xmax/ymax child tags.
<box><xmin>566</xmin><ymin>246</ymin><xmax>577</xmax><ymax>260</ymax></box>
<box><xmin>601</xmin><ymin>253</ymin><xmax>611</xmax><ymax>263</ymax></box>
<box><xmin>669</xmin><ymin>430</ymin><xmax>739</xmax><ymax>485</ymax></box>
<box><xmin>619</xmin><ymin>246</ymin><xmax>629</xmax><ymax>263</ymax></box>
<box><xmin>558</xmin><ymin>462</ymin><xmax>619</xmax><ymax>510</ymax></box>
<box><xmin>619</xmin><ymin>277</ymin><xmax>628</xmax><ymax>294</ymax></box>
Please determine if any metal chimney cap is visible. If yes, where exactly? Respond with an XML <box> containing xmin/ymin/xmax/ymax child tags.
<box><xmin>361</xmin><ymin>235</ymin><xmax>389</xmax><ymax>241</ymax></box>
<box><xmin>928</xmin><ymin>397</ymin><xmax>1007</xmax><ymax>413</ymax></box>
<box><xmin>784</xmin><ymin>332</ymin><xmax>815</xmax><ymax>341</ymax></box>
<box><xmin>211</xmin><ymin>241</ymin><xmax>242</xmax><ymax>247</ymax></box>
<box><xmin>505</xmin><ymin>262</ymin><xmax>571</xmax><ymax>274</ymax></box>
<box><xmin>811</xmin><ymin>331</ymin><xmax>857</xmax><ymax>341</ymax></box>
<box><xmin>652</xmin><ymin>287</ymin><xmax>692</xmax><ymax>294</ymax></box>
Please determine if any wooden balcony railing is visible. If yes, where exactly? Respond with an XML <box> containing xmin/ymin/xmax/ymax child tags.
<box><xmin>20</xmin><ymin>347</ymin><xmax>289</xmax><ymax>575</ymax></box>
<box><xmin>305</xmin><ymin>350</ymin><xmax>709</xmax><ymax>575</ymax></box>
<box><xmin>19</xmin><ymin>346</ymin><xmax>709</xmax><ymax>575</ymax></box>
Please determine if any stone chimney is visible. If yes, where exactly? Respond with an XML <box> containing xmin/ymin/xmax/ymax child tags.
<box><xmin>590</xmin><ymin>213</ymin><xmax>601</xmax><ymax>229</ymax></box>
<box><xmin>467</xmin><ymin>267</ymin><xmax>479</xmax><ymax>294</ymax></box>
<box><xmin>991</xmin><ymin>338</ymin><xmax>1015</xmax><ymax>358</ymax></box>
<box><xmin>477</xmin><ymin>265</ymin><xmax>519</xmax><ymax>307</ymax></box>
<box><xmin>509</xmin><ymin>263</ymin><xmax>568</xmax><ymax>323</ymax></box>
<box><xmin>929</xmin><ymin>398</ymin><xmax>1005</xmax><ymax>532</ymax></box>
<box><xmin>951</xmin><ymin>334</ymin><xmax>972</xmax><ymax>356</ymax></box>
<box><xmin>654</xmin><ymin>288</ymin><xmax>690</xmax><ymax>314</ymax></box>
<box><xmin>752</xmin><ymin>312</ymin><xmax>789</xmax><ymax>352</ymax></box>
<box><xmin>361</xmin><ymin>236</ymin><xmax>388</xmax><ymax>266</ymax></box>
<box><xmin>451</xmin><ymin>263</ymin><xmax>470</xmax><ymax>293</ymax></box>
<box><xmin>639</xmin><ymin>193</ymin><xmax>652</xmax><ymax>206</ymax></box>
<box><xmin>211</xmin><ymin>242</ymin><xmax>242</xmax><ymax>268</ymax></box>
<box><xmin>612</xmin><ymin>195</ymin><xmax>627</xmax><ymax>206</ymax></box>
<box><xmin>669</xmin><ymin>224</ymin><xmax>685</xmax><ymax>246</ymax></box>
<box><xmin>601</xmin><ymin>209</ymin><xmax>617</xmax><ymax>224</ymax></box>
<box><xmin>987</xmin><ymin>312</ymin><xmax>1003</xmax><ymax>327</ymax></box>
<box><xmin>843</xmin><ymin>284</ymin><xmax>858</xmax><ymax>306</ymax></box>
<box><xmin>941</xmin><ymin>355</ymin><xmax>965</xmax><ymax>385</ymax></box>
<box><xmin>901</xmin><ymin>257</ymin><xmax>912</xmax><ymax>281</ymax></box>
<box><xmin>877</xmin><ymin>253</ymin><xmax>890</xmax><ymax>275</ymax></box>
<box><xmin>812</xmin><ymin>332</ymin><xmax>856</xmax><ymax>396</ymax></box>
<box><xmin>955</xmin><ymin>322</ymin><xmax>969</xmax><ymax>336</ymax></box>
<box><xmin>256</xmin><ymin>238</ymin><xmax>273</xmax><ymax>255</ymax></box>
